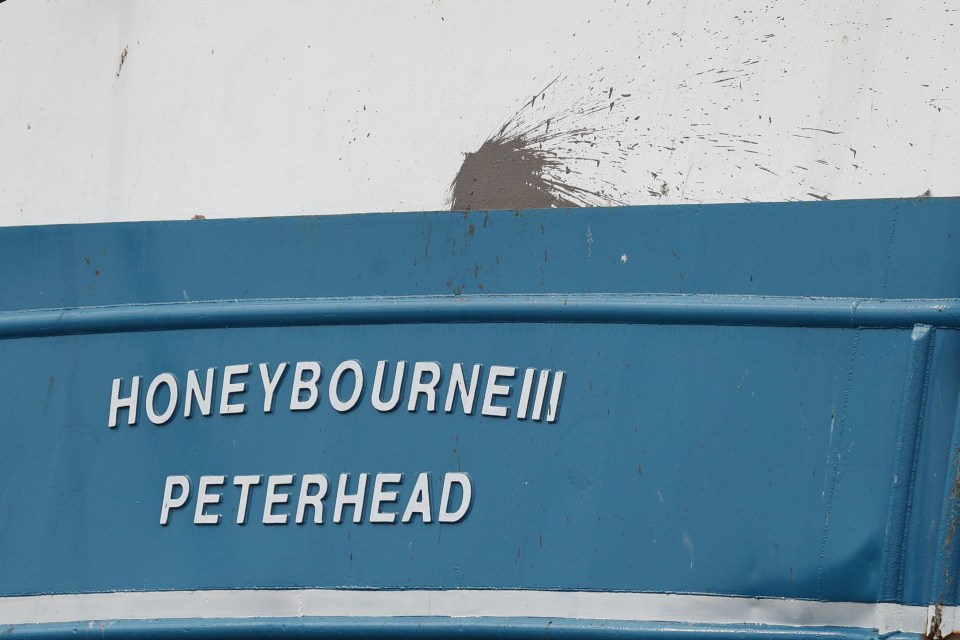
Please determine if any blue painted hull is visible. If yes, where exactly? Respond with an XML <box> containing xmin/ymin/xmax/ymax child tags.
<box><xmin>0</xmin><ymin>199</ymin><xmax>957</xmax><ymax>636</ymax></box>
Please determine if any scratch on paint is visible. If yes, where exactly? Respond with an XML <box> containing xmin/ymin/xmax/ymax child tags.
<box><xmin>682</xmin><ymin>532</ymin><xmax>695</xmax><ymax>569</ymax></box>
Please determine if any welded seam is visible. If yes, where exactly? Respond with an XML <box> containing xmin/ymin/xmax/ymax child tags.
<box><xmin>818</xmin><ymin>328</ymin><xmax>861</xmax><ymax>597</ymax></box>
<box><xmin>880</xmin><ymin>326</ymin><xmax>935</xmax><ymax>601</ymax></box>
<box><xmin>880</xmin><ymin>210</ymin><xmax>899</xmax><ymax>302</ymax></box>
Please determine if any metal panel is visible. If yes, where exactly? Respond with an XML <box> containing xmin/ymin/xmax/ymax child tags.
<box><xmin>0</xmin><ymin>198</ymin><xmax>958</xmax><ymax>637</ymax></box>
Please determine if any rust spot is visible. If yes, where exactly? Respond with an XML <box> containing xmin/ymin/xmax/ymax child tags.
<box><xmin>192</xmin><ymin>214</ymin><xmax>206</xmax><ymax>220</ymax></box>
<box><xmin>468</xmin><ymin>224</ymin><xmax>475</xmax><ymax>237</ymax></box>
<box><xmin>927</xmin><ymin>453</ymin><xmax>960</xmax><ymax>640</ymax></box>
<box><xmin>942</xmin><ymin>448</ymin><xmax>960</xmax><ymax>594</ymax></box>
<box><xmin>945</xmin><ymin>453</ymin><xmax>960</xmax><ymax>552</ymax></box>
<box><xmin>927</xmin><ymin>604</ymin><xmax>944</xmax><ymax>640</ymax></box>
<box><xmin>94</xmin><ymin>270</ymin><xmax>101</xmax><ymax>277</ymax></box>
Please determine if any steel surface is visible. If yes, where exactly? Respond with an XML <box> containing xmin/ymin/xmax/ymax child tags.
<box><xmin>0</xmin><ymin>199</ymin><xmax>958</xmax><ymax>638</ymax></box>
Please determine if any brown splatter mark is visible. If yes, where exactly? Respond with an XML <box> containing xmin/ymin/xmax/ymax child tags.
<box><xmin>449</xmin><ymin>77</ymin><xmax>628</xmax><ymax>211</ymax></box>
<box><xmin>116</xmin><ymin>46</ymin><xmax>128</xmax><ymax>77</ymax></box>
<box><xmin>799</xmin><ymin>127</ymin><xmax>842</xmax><ymax>135</ymax></box>
<box><xmin>191</xmin><ymin>214</ymin><xmax>206</xmax><ymax>220</ymax></box>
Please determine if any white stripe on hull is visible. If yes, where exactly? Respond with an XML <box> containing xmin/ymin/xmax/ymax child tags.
<box><xmin>0</xmin><ymin>589</ymin><xmax>950</xmax><ymax>635</ymax></box>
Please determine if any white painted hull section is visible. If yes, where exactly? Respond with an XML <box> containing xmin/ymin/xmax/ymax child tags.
<box><xmin>0</xmin><ymin>1</ymin><xmax>957</xmax><ymax>225</ymax></box>
<box><xmin>0</xmin><ymin>589</ymin><xmax>949</xmax><ymax>635</ymax></box>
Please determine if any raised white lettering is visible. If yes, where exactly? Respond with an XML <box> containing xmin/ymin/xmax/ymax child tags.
<box><xmin>547</xmin><ymin>370</ymin><xmax>566</xmax><ymax>423</ymax></box>
<box><xmin>146</xmin><ymin>373</ymin><xmax>179</xmax><ymax>425</ymax></box>
<box><xmin>372</xmin><ymin>360</ymin><xmax>405</xmax><ymax>412</ymax></box>
<box><xmin>219</xmin><ymin>364</ymin><xmax>249</xmax><ymax>415</ymax></box>
<box><xmin>184</xmin><ymin>368</ymin><xmax>215</xmax><ymax>418</ymax></box>
<box><xmin>234</xmin><ymin>475</ymin><xmax>261</xmax><ymax>525</ymax></box>
<box><xmin>516</xmin><ymin>368</ymin><xmax>536</xmax><ymax>419</ymax></box>
<box><xmin>370</xmin><ymin>473</ymin><xmax>402</xmax><ymax>523</ymax></box>
<box><xmin>290</xmin><ymin>361</ymin><xmax>322</xmax><ymax>411</ymax></box>
<box><xmin>263</xmin><ymin>474</ymin><xmax>295</xmax><ymax>524</ymax></box>
<box><xmin>531</xmin><ymin>369</ymin><xmax>551</xmax><ymax>421</ymax></box>
<box><xmin>108</xmin><ymin>376</ymin><xmax>140</xmax><ymax>428</ymax></box>
<box><xmin>438</xmin><ymin>472</ymin><xmax>472</xmax><ymax>523</ymax></box>
<box><xmin>402</xmin><ymin>472</ymin><xmax>432</xmax><ymax>523</ymax></box>
<box><xmin>160</xmin><ymin>475</ymin><xmax>190</xmax><ymax>525</ymax></box>
<box><xmin>407</xmin><ymin>361</ymin><xmax>441</xmax><ymax>412</ymax></box>
<box><xmin>259</xmin><ymin>362</ymin><xmax>288</xmax><ymax>413</ymax></box>
<box><xmin>444</xmin><ymin>363</ymin><xmax>481</xmax><ymax>415</ymax></box>
<box><xmin>296</xmin><ymin>474</ymin><xmax>329</xmax><ymax>524</ymax></box>
<box><xmin>482</xmin><ymin>365</ymin><xmax>516</xmax><ymax>418</ymax></box>
<box><xmin>329</xmin><ymin>359</ymin><xmax>364</xmax><ymax>413</ymax></box>
<box><xmin>334</xmin><ymin>473</ymin><xmax>368</xmax><ymax>524</ymax></box>
<box><xmin>158</xmin><ymin>470</ymin><xmax>470</xmax><ymax>527</ymax></box>
<box><xmin>112</xmin><ymin>360</ymin><xmax>566</xmax><ymax>425</ymax></box>
<box><xmin>194</xmin><ymin>475</ymin><xmax>225</xmax><ymax>525</ymax></box>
